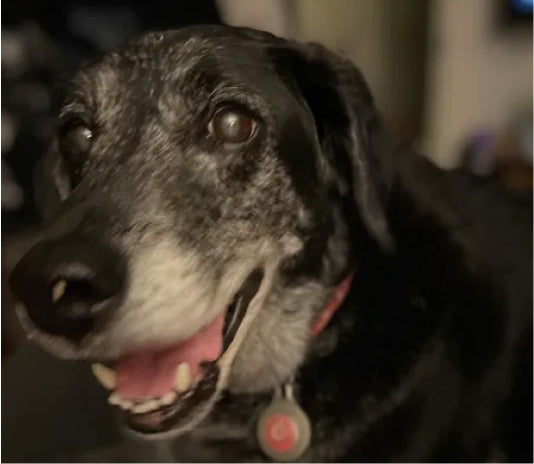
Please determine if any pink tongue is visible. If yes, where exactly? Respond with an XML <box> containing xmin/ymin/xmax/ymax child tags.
<box><xmin>116</xmin><ymin>313</ymin><xmax>224</xmax><ymax>399</ymax></box>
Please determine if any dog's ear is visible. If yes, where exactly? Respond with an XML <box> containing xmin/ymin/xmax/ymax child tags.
<box><xmin>273</xmin><ymin>41</ymin><xmax>395</xmax><ymax>251</ymax></box>
<box><xmin>33</xmin><ymin>141</ymin><xmax>70</xmax><ymax>220</ymax></box>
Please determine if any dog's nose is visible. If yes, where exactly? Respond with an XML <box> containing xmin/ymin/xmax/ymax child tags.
<box><xmin>9</xmin><ymin>235</ymin><xmax>126</xmax><ymax>342</ymax></box>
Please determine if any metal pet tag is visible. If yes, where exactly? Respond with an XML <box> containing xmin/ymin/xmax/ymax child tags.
<box><xmin>256</xmin><ymin>383</ymin><xmax>311</xmax><ymax>462</ymax></box>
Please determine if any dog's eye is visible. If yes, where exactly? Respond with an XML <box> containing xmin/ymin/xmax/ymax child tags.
<box><xmin>209</xmin><ymin>107</ymin><xmax>256</xmax><ymax>144</ymax></box>
<box><xmin>60</xmin><ymin>126</ymin><xmax>93</xmax><ymax>161</ymax></box>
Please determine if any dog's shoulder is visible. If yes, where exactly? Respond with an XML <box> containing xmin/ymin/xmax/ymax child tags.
<box><xmin>301</xmin><ymin>153</ymin><xmax>530</xmax><ymax>461</ymax></box>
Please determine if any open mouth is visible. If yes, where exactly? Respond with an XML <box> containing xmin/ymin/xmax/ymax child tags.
<box><xmin>91</xmin><ymin>268</ymin><xmax>264</xmax><ymax>437</ymax></box>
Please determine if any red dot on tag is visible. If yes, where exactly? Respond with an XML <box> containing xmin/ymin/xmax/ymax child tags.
<box><xmin>264</xmin><ymin>413</ymin><xmax>298</xmax><ymax>452</ymax></box>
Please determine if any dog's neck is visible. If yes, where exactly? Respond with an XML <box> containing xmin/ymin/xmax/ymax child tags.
<box><xmin>153</xmin><ymin>189</ymin><xmax>504</xmax><ymax>462</ymax></box>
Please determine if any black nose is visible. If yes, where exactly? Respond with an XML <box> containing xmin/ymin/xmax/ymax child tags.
<box><xmin>9</xmin><ymin>235</ymin><xmax>126</xmax><ymax>342</ymax></box>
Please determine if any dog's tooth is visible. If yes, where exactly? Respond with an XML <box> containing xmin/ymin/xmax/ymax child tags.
<box><xmin>52</xmin><ymin>279</ymin><xmax>66</xmax><ymax>303</ymax></box>
<box><xmin>174</xmin><ymin>363</ymin><xmax>192</xmax><ymax>392</ymax></box>
<box><xmin>108</xmin><ymin>393</ymin><xmax>121</xmax><ymax>406</ymax></box>
<box><xmin>161</xmin><ymin>391</ymin><xmax>177</xmax><ymax>405</ymax></box>
<box><xmin>118</xmin><ymin>399</ymin><xmax>133</xmax><ymax>410</ymax></box>
<box><xmin>91</xmin><ymin>363</ymin><xmax>116</xmax><ymax>390</ymax></box>
<box><xmin>131</xmin><ymin>400</ymin><xmax>159</xmax><ymax>414</ymax></box>
<box><xmin>131</xmin><ymin>403</ymin><xmax>144</xmax><ymax>414</ymax></box>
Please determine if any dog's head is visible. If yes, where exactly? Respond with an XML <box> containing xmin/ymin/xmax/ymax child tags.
<box><xmin>10</xmin><ymin>26</ymin><xmax>394</xmax><ymax>438</ymax></box>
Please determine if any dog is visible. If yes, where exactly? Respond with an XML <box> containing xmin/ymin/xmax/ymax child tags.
<box><xmin>9</xmin><ymin>25</ymin><xmax>532</xmax><ymax>462</ymax></box>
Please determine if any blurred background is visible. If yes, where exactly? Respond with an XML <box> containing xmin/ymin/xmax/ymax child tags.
<box><xmin>2</xmin><ymin>0</ymin><xmax>532</xmax><ymax>461</ymax></box>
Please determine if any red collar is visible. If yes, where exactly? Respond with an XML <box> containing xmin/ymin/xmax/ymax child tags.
<box><xmin>311</xmin><ymin>273</ymin><xmax>354</xmax><ymax>336</ymax></box>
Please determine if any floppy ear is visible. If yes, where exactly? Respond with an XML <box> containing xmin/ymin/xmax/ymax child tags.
<box><xmin>275</xmin><ymin>41</ymin><xmax>395</xmax><ymax>252</ymax></box>
<box><xmin>33</xmin><ymin>141</ymin><xmax>70</xmax><ymax>221</ymax></box>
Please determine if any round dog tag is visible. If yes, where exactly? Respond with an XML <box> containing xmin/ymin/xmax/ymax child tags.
<box><xmin>256</xmin><ymin>396</ymin><xmax>311</xmax><ymax>462</ymax></box>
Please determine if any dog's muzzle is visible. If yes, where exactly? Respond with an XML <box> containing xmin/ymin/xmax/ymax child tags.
<box><xmin>10</xmin><ymin>232</ymin><xmax>284</xmax><ymax>438</ymax></box>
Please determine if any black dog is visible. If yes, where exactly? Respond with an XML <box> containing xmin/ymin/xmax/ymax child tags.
<box><xmin>9</xmin><ymin>25</ymin><xmax>532</xmax><ymax>461</ymax></box>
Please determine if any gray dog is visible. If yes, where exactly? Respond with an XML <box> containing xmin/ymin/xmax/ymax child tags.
<box><xmin>9</xmin><ymin>25</ymin><xmax>532</xmax><ymax>462</ymax></box>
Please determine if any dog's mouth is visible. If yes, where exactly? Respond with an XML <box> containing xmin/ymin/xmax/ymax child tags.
<box><xmin>91</xmin><ymin>268</ymin><xmax>264</xmax><ymax>437</ymax></box>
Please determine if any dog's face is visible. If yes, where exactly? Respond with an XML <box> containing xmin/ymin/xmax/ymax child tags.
<box><xmin>10</xmin><ymin>26</ymin><xmax>393</xmax><ymax>438</ymax></box>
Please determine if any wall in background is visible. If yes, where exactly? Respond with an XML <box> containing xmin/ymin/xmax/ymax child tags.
<box><xmin>423</xmin><ymin>0</ymin><xmax>533</xmax><ymax>168</ymax></box>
